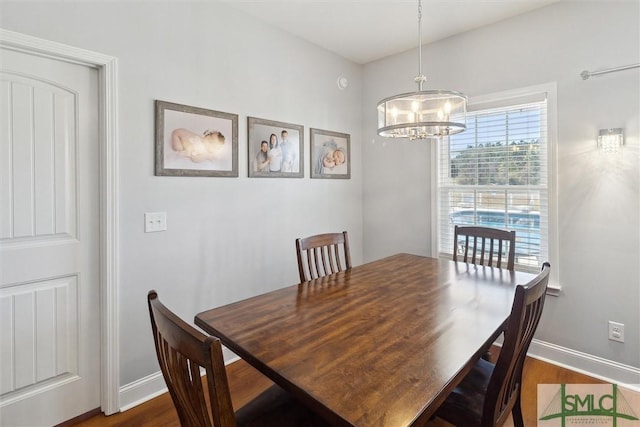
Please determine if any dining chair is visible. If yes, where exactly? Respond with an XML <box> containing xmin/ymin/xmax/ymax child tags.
<box><xmin>295</xmin><ymin>231</ymin><xmax>351</xmax><ymax>282</ymax></box>
<box><xmin>147</xmin><ymin>290</ymin><xmax>327</xmax><ymax>427</ymax></box>
<box><xmin>453</xmin><ymin>225</ymin><xmax>516</xmax><ymax>271</ymax></box>
<box><xmin>433</xmin><ymin>262</ymin><xmax>551</xmax><ymax>427</ymax></box>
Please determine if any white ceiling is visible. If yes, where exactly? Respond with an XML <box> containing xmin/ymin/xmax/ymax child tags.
<box><xmin>226</xmin><ymin>0</ymin><xmax>560</xmax><ymax>64</ymax></box>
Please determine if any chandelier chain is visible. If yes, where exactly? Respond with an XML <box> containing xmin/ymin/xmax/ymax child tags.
<box><xmin>417</xmin><ymin>0</ymin><xmax>426</xmax><ymax>90</ymax></box>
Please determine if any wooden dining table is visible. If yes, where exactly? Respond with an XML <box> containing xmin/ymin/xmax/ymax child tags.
<box><xmin>195</xmin><ymin>253</ymin><xmax>536</xmax><ymax>427</ymax></box>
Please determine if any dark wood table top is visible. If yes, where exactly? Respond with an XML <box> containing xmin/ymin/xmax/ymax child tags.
<box><xmin>195</xmin><ymin>253</ymin><xmax>535</xmax><ymax>427</ymax></box>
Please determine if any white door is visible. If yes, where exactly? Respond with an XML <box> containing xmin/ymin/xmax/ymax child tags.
<box><xmin>0</xmin><ymin>46</ymin><xmax>101</xmax><ymax>426</ymax></box>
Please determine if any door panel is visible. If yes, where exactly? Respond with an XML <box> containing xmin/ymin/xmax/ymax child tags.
<box><xmin>1</xmin><ymin>72</ymin><xmax>76</xmax><ymax>241</ymax></box>
<box><xmin>1</xmin><ymin>277</ymin><xmax>78</xmax><ymax>394</ymax></box>
<box><xmin>0</xmin><ymin>47</ymin><xmax>100</xmax><ymax>426</ymax></box>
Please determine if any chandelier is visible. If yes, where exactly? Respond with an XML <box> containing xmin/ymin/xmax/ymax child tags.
<box><xmin>377</xmin><ymin>0</ymin><xmax>467</xmax><ymax>140</ymax></box>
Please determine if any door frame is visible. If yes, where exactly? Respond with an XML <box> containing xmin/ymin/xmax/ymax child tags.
<box><xmin>0</xmin><ymin>29</ymin><xmax>120</xmax><ymax>415</ymax></box>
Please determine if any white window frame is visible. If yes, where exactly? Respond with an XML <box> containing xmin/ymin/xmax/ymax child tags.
<box><xmin>431</xmin><ymin>83</ymin><xmax>560</xmax><ymax>294</ymax></box>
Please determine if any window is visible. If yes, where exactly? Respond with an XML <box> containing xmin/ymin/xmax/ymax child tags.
<box><xmin>436</xmin><ymin>85</ymin><xmax>557</xmax><ymax>274</ymax></box>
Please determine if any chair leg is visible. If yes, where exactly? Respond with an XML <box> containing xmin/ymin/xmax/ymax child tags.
<box><xmin>512</xmin><ymin>394</ymin><xmax>524</xmax><ymax>427</ymax></box>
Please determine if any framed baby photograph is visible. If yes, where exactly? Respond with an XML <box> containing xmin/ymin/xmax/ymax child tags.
<box><xmin>310</xmin><ymin>128</ymin><xmax>350</xmax><ymax>179</ymax></box>
<box><xmin>155</xmin><ymin>100</ymin><xmax>238</xmax><ymax>177</ymax></box>
<box><xmin>248</xmin><ymin>117</ymin><xmax>304</xmax><ymax>178</ymax></box>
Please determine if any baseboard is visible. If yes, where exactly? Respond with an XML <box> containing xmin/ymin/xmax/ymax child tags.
<box><xmin>118</xmin><ymin>355</ymin><xmax>241</xmax><ymax>412</ymax></box>
<box><xmin>528</xmin><ymin>339</ymin><xmax>640</xmax><ymax>391</ymax></box>
<box><xmin>118</xmin><ymin>371</ymin><xmax>168</xmax><ymax>412</ymax></box>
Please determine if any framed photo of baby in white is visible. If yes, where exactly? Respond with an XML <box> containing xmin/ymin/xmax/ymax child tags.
<box><xmin>248</xmin><ymin>117</ymin><xmax>304</xmax><ymax>178</ymax></box>
<box><xmin>155</xmin><ymin>100</ymin><xmax>238</xmax><ymax>177</ymax></box>
<box><xmin>310</xmin><ymin>128</ymin><xmax>350</xmax><ymax>179</ymax></box>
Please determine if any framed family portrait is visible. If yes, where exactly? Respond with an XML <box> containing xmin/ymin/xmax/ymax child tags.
<box><xmin>248</xmin><ymin>117</ymin><xmax>304</xmax><ymax>178</ymax></box>
<box><xmin>310</xmin><ymin>128</ymin><xmax>350</xmax><ymax>179</ymax></box>
<box><xmin>155</xmin><ymin>100</ymin><xmax>238</xmax><ymax>177</ymax></box>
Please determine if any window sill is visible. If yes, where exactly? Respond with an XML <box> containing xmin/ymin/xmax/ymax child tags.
<box><xmin>546</xmin><ymin>284</ymin><xmax>561</xmax><ymax>297</ymax></box>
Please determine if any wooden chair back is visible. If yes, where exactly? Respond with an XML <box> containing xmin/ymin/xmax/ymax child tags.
<box><xmin>453</xmin><ymin>225</ymin><xmax>516</xmax><ymax>270</ymax></box>
<box><xmin>147</xmin><ymin>290</ymin><xmax>236</xmax><ymax>427</ymax></box>
<box><xmin>484</xmin><ymin>262</ymin><xmax>550</xmax><ymax>426</ymax></box>
<box><xmin>295</xmin><ymin>231</ymin><xmax>351</xmax><ymax>282</ymax></box>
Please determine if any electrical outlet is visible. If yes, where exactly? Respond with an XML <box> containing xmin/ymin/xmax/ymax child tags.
<box><xmin>145</xmin><ymin>212</ymin><xmax>167</xmax><ymax>233</ymax></box>
<box><xmin>608</xmin><ymin>321</ymin><xmax>624</xmax><ymax>343</ymax></box>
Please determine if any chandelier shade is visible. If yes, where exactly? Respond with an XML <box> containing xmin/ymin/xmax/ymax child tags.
<box><xmin>376</xmin><ymin>0</ymin><xmax>467</xmax><ymax>140</ymax></box>
<box><xmin>377</xmin><ymin>89</ymin><xmax>467</xmax><ymax>139</ymax></box>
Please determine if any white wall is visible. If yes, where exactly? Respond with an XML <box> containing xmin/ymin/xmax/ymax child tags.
<box><xmin>363</xmin><ymin>1</ymin><xmax>640</xmax><ymax>372</ymax></box>
<box><xmin>1</xmin><ymin>1</ymin><xmax>364</xmax><ymax>386</ymax></box>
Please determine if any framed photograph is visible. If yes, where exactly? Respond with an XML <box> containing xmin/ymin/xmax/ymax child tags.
<box><xmin>248</xmin><ymin>117</ymin><xmax>304</xmax><ymax>178</ymax></box>
<box><xmin>310</xmin><ymin>128</ymin><xmax>350</xmax><ymax>179</ymax></box>
<box><xmin>155</xmin><ymin>100</ymin><xmax>238</xmax><ymax>177</ymax></box>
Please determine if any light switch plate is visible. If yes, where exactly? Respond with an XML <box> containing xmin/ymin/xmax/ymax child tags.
<box><xmin>145</xmin><ymin>212</ymin><xmax>167</xmax><ymax>233</ymax></box>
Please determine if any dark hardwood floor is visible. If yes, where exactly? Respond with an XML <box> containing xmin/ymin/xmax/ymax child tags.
<box><xmin>72</xmin><ymin>351</ymin><xmax>604</xmax><ymax>427</ymax></box>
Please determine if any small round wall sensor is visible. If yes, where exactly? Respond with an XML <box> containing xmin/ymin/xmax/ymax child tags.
<box><xmin>337</xmin><ymin>76</ymin><xmax>348</xmax><ymax>90</ymax></box>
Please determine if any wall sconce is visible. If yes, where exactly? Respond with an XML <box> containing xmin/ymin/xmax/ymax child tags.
<box><xmin>598</xmin><ymin>128</ymin><xmax>624</xmax><ymax>153</ymax></box>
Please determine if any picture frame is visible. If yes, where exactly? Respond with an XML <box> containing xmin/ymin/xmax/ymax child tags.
<box><xmin>310</xmin><ymin>128</ymin><xmax>350</xmax><ymax>179</ymax></box>
<box><xmin>155</xmin><ymin>100</ymin><xmax>238</xmax><ymax>177</ymax></box>
<box><xmin>248</xmin><ymin>117</ymin><xmax>304</xmax><ymax>178</ymax></box>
